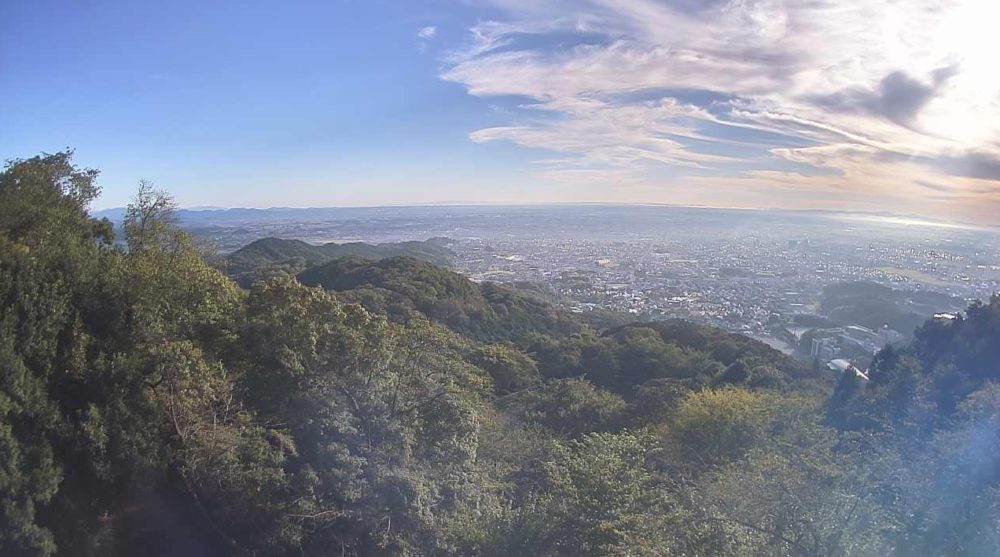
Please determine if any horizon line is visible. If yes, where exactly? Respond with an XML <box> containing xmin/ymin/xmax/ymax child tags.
<box><xmin>91</xmin><ymin>201</ymin><xmax>997</xmax><ymax>231</ymax></box>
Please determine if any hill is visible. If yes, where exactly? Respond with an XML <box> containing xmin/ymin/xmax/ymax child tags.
<box><xmin>297</xmin><ymin>255</ymin><xmax>584</xmax><ymax>342</ymax></box>
<box><xmin>819</xmin><ymin>281</ymin><xmax>966</xmax><ymax>335</ymax></box>
<box><xmin>224</xmin><ymin>237</ymin><xmax>454</xmax><ymax>287</ymax></box>
<box><xmin>295</xmin><ymin>255</ymin><xmax>815</xmax><ymax>394</ymax></box>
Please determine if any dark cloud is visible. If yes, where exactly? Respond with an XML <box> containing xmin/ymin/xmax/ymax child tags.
<box><xmin>930</xmin><ymin>64</ymin><xmax>960</xmax><ymax>85</ymax></box>
<box><xmin>808</xmin><ymin>65</ymin><xmax>958</xmax><ymax>127</ymax></box>
<box><xmin>886</xmin><ymin>150</ymin><xmax>1000</xmax><ymax>182</ymax></box>
<box><xmin>935</xmin><ymin>152</ymin><xmax>1000</xmax><ymax>181</ymax></box>
<box><xmin>877</xmin><ymin>72</ymin><xmax>936</xmax><ymax>125</ymax></box>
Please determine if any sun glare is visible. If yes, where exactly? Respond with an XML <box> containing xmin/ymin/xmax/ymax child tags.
<box><xmin>927</xmin><ymin>0</ymin><xmax>1000</xmax><ymax>144</ymax></box>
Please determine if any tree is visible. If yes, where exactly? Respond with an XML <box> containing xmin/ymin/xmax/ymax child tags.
<box><xmin>502</xmin><ymin>378</ymin><xmax>626</xmax><ymax>437</ymax></box>
<box><xmin>696</xmin><ymin>433</ymin><xmax>897</xmax><ymax>557</ymax></box>
<box><xmin>890</xmin><ymin>383</ymin><xmax>1000</xmax><ymax>556</ymax></box>
<box><xmin>236</xmin><ymin>278</ymin><xmax>489</xmax><ymax>555</ymax></box>
<box><xmin>0</xmin><ymin>151</ymin><xmax>106</xmax><ymax>246</ymax></box>
<box><xmin>0</xmin><ymin>152</ymin><xmax>114</xmax><ymax>555</ymax></box>
<box><xmin>122</xmin><ymin>180</ymin><xmax>179</xmax><ymax>254</ymax></box>
<box><xmin>492</xmin><ymin>432</ymin><xmax>675</xmax><ymax>556</ymax></box>
<box><xmin>668</xmin><ymin>388</ymin><xmax>781</xmax><ymax>468</ymax></box>
<box><xmin>467</xmin><ymin>343</ymin><xmax>541</xmax><ymax>394</ymax></box>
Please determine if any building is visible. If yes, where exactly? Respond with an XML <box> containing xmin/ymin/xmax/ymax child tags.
<box><xmin>839</xmin><ymin>325</ymin><xmax>881</xmax><ymax>354</ymax></box>
<box><xmin>809</xmin><ymin>323</ymin><xmax>896</xmax><ymax>360</ymax></box>
<box><xmin>827</xmin><ymin>358</ymin><xmax>869</xmax><ymax>380</ymax></box>
<box><xmin>811</xmin><ymin>336</ymin><xmax>837</xmax><ymax>360</ymax></box>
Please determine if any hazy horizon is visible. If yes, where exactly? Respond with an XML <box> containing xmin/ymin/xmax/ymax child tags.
<box><xmin>91</xmin><ymin>201</ymin><xmax>999</xmax><ymax>234</ymax></box>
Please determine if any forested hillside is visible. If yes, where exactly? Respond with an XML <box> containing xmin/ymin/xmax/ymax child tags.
<box><xmin>297</xmin><ymin>256</ymin><xmax>584</xmax><ymax>343</ymax></box>
<box><xmin>224</xmin><ymin>237</ymin><xmax>454</xmax><ymax>287</ymax></box>
<box><xmin>819</xmin><ymin>281</ymin><xmax>966</xmax><ymax>336</ymax></box>
<box><xmin>2</xmin><ymin>152</ymin><xmax>999</xmax><ymax>556</ymax></box>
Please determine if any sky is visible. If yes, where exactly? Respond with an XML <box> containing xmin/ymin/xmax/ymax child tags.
<box><xmin>2</xmin><ymin>0</ymin><xmax>999</xmax><ymax>223</ymax></box>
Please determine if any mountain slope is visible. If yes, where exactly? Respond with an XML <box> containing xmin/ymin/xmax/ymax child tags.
<box><xmin>224</xmin><ymin>237</ymin><xmax>454</xmax><ymax>286</ymax></box>
<box><xmin>297</xmin><ymin>255</ymin><xmax>583</xmax><ymax>342</ymax></box>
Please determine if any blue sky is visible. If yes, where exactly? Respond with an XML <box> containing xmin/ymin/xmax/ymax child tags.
<box><xmin>1</xmin><ymin>0</ymin><xmax>538</xmax><ymax>208</ymax></box>
<box><xmin>3</xmin><ymin>0</ymin><xmax>1000</xmax><ymax>223</ymax></box>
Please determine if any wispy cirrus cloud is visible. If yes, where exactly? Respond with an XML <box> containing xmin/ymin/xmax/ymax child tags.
<box><xmin>441</xmin><ymin>0</ymin><xmax>1000</xmax><ymax>222</ymax></box>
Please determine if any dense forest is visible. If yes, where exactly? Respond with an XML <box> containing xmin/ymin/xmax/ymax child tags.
<box><xmin>2</xmin><ymin>152</ymin><xmax>999</xmax><ymax>556</ymax></box>
<box><xmin>818</xmin><ymin>282</ymin><xmax>966</xmax><ymax>337</ymax></box>
<box><xmin>225</xmin><ymin>237</ymin><xmax>455</xmax><ymax>288</ymax></box>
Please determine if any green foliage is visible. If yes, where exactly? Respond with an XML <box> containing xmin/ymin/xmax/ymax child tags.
<box><xmin>0</xmin><ymin>151</ymin><xmax>109</xmax><ymax>248</ymax></box>
<box><xmin>225</xmin><ymin>237</ymin><xmax>454</xmax><ymax>288</ymax></box>
<box><xmin>819</xmin><ymin>281</ymin><xmax>964</xmax><ymax>335</ymax></box>
<box><xmin>822</xmin><ymin>296</ymin><xmax>1000</xmax><ymax>555</ymax></box>
<box><xmin>466</xmin><ymin>343</ymin><xmax>541</xmax><ymax>394</ymax></box>
<box><xmin>488</xmin><ymin>432</ymin><xmax>675</xmax><ymax>556</ymax></box>
<box><xmin>236</xmin><ymin>277</ymin><xmax>491</xmax><ymax>554</ymax></box>
<box><xmin>297</xmin><ymin>256</ymin><xmax>584</xmax><ymax>342</ymax></box>
<box><xmin>503</xmin><ymin>378</ymin><xmax>627</xmax><ymax>437</ymax></box>
<box><xmin>0</xmin><ymin>338</ymin><xmax>61</xmax><ymax>556</ymax></box>
<box><xmin>0</xmin><ymin>153</ymin><xmax>123</xmax><ymax>555</ymax></box>
<box><xmin>668</xmin><ymin>388</ymin><xmax>785</xmax><ymax>467</ymax></box>
<box><xmin>895</xmin><ymin>383</ymin><xmax>1000</xmax><ymax>556</ymax></box>
<box><xmin>628</xmin><ymin>377</ymin><xmax>692</xmax><ymax>425</ymax></box>
<box><xmin>625</xmin><ymin>320</ymin><xmax>811</xmax><ymax>379</ymax></box>
<box><xmin>696</xmin><ymin>432</ymin><xmax>898</xmax><ymax>557</ymax></box>
<box><xmin>525</xmin><ymin>323</ymin><xmax>796</xmax><ymax>396</ymax></box>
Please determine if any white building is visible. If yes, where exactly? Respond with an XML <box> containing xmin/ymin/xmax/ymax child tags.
<box><xmin>827</xmin><ymin>358</ymin><xmax>869</xmax><ymax>380</ymax></box>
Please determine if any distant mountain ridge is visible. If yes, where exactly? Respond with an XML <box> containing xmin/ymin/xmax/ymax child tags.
<box><xmin>91</xmin><ymin>203</ymin><xmax>996</xmax><ymax>231</ymax></box>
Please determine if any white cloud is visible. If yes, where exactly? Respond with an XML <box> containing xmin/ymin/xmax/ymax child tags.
<box><xmin>417</xmin><ymin>26</ymin><xmax>437</xmax><ymax>40</ymax></box>
<box><xmin>441</xmin><ymin>0</ymin><xmax>1000</xmax><ymax>221</ymax></box>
